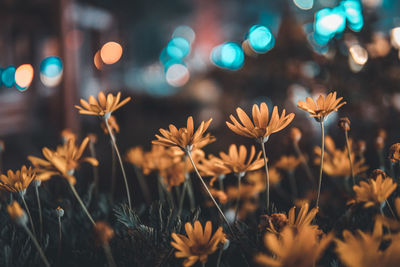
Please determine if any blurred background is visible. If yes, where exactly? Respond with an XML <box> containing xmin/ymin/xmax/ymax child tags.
<box><xmin>1</xmin><ymin>0</ymin><xmax>400</xmax><ymax>174</ymax></box>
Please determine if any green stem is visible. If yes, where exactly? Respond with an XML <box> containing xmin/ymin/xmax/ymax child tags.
<box><xmin>57</xmin><ymin>216</ymin><xmax>62</xmax><ymax>262</ymax></box>
<box><xmin>260</xmin><ymin>141</ymin><xmax>270</xmax><ymax>214</ymax></box>
<box><xmin>177</xmin><ymin>179</ymin><xmax>188</xmax><ymax>217</ymax></box>
<box><xmin>20</xmin><ymin>194</ymin><xmax>36</xmax><ymax>238</ymax></box>
<box><xmin>344</xmin><ymin>130</ymin><xmax>355</xmax><ymax>185</ymax></box>
<box><xmin>134</xmin><ymin>165</ymin><xmax>151</xmax><ymax>205</ymax></box>
<box><xmin>234</xmin><ymin>173</ymin><xmax>242</xmax><ymax>222</ymax></box>
<box><xmin>219</xmin><ymin>176</ymin><xmax>224</xmax><ymax>191</ymax></box>
<box><xmin>386</xmin><ymin>200</ymin><xmax>396</xmax><ymax>219</ymax></box>
<box><xmin>34</xmin><ymin>185</ymin><xmax>43</xmax><ymax>239</ymax></box>
<box><xmin>316</xmin><ymin>120</ymin><xmax>325</xmax><ymax>208</ymax></box>
<box><xmin>105</xmin><ymin>118</ymin><xmax>132</xmax><ymax>209</ymax></box>
<box><xmin>216</xmin><ymin>247</ymin><xmax>223</xmax><ymax>267</ymax></box>
<box><xmin>68</xmin><ymin>182</ymin><xmax>96</xmax><ymax>226</ymax></box>
<box><xmin>103</xmin><ymin>243</ymin><xmax>117</xmax><ymax>267</ymax></box>
<box><xmin>110</xmin><ymin>141</ymin><xmax>116</xmax><ymax>201</ymax></box>
<box><xmin>22</xmin><ymin>224</ymin><xmax>50</xmax><ymax>267</ymax></box>
<box><xmin>186</xmin><ymin>151</ymin><xmax>236</xmax><ymax>238</ymax></box>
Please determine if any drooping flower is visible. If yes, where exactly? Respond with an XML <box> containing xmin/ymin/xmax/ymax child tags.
<box><xmin>352</xmin><ymin>172</ymin><xmax>397</xmax><ymax>207</ymax></box>
<box><xmin>314</xmin><ymin>136</ymin><xmax>368</xmax><ymax>177</ymax></box>
<box><xmin>28</xmin><ymin>137</ymin><xmax>98</xmax><ymax>185</ymax></box>
<box><xmin>255</xmin><ymin>224</ymin><xmax>332</xmax><ymax>267</ymax></box>
<box><xmin>152</xmin><ymin>116</ymin><xmax>215</xmax><ymax>152</ymax></box>
<box><xmin>226</xmin><ymin>102</ymin><xmax>294</xmax><ymax>143</ymax></box>
<box><xmin>171</xmin><ymin>221</ymin><xmax>226</xmax><ymax>267</ymax></box>
<box><xmin>0</xmin><ymin>166</ymin><xmax>36</xmax><ymax>195</ymax></box>
<box><xmin>297</xmin><ymin>91</ymin><xmax>346</xmax><ymax>122</ymax></box>
<box><xmin>75</xmin><ymin>91</ymin><xmax>131</xmax><ymax>117</ymax></box>
<box><xmin>217</xmin><ymin>144</ymin><xmax>264</xmax><ymax>175</ymax></box>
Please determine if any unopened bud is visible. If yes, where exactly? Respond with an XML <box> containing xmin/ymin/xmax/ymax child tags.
<box><xmin>338</xmin><ymin>117</ymin><xmax>351</xmax><ymax>131</ymax></box>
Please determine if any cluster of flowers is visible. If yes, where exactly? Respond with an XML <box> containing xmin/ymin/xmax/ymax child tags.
<box><xmin>2</xmin><ymin>90</ymin><xmax>400</xmax><ymax>267</ymax></box>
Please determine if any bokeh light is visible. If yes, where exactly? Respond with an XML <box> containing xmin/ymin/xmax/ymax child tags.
<box><xmin>165</xmin><ymin>63</ymin><xmax>190</xmax><ymax>87</ymax></box>
<box><xmin>391</xmin><ymin>27</ymin><xmax>400</xmax><ymax>49</ymax></box>
<box><xmin>341</xmin><ymin>0</ymin><xmax>363</xmax><ymax>32</ymax></box>
<box><xmin>100</xmin><ymin>41</ymin><xmax>123</xmax><ymax>65</ymax></box>
<box><xmin>1</xmin><ymin>66</ymin><xmax>16</xmax><ymax>88</ymax></box>
<box><xmin>172</xmin><ymin>26</ymin><xmax>195</xmax><ymax>44</ymax></box>
<box><xmin>166</xmin><ymin>37</ymin><xmax>190</xmax><ymax>59</ymax></box>
<box><xmin>94</xmin><ymin>50</ymin><xmax>103</xmax><ymax>70</ymax></box>
<box><xmin>211</xmin><ymin>42</ymin><xmax>244</xmax><ymax>70</ymax></box>
<box><xmin>314</xmin><ymin>8</ymin><xmax>346</xmax><ymax>45</ymax></box>
<box><xmin>40</xmin><ymin>56</ymin><xmax>63</xmax><ymax>87</ymax></box>
<box><xmin>15</xmin><ymin>64</ymin><xmax>34</xmax><ymax>90</ymax></box>
<box><xmin>293</xmin><ymin>0</ymin><xmax>314</xmax><ymax>10</ymax></box>
<box><xmin>247</xmin><ymin>25</ymin><xmax>275</xmax><ymax>54</ymax></box>
<box><xmin>349</xmin><ymin>44</ymin><xmax>368</xmax><ymax>65</ymax></box>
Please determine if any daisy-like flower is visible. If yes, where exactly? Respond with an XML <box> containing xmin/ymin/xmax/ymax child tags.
<box><xmin>75</xmin><ymin>91</ymin><xmax>131</xmax><ymax>118</ymax></box>
<box><xmin>152</xmin><ymin>116</ymin><xmax>215</xmax><ymax>152</ymax></box>
<box><xmin>226</xmin><ymin>102</ymin><xmax>294</xmax><ymax>143</ymax></box>
<box><xmin>28</xmin><ymin>137</ymin><xmax>98</xmax><ymax>185</ymax></box>
<box><xmin>275</xmin><ymin>155</ymin><xmax>302</xmax><ymax>173</ymax></box>
<box><xmin>197</xmin><ymin>155</ymin><xmax>231</xmax><ymax>186</ymax></box>
<box><xmin>297</xmin><ymin>91</ymin><xmax>346</xmax><ymax>122</ymax></box>
<box><xmin>171</xmin><ymin>221</ymin><xmax>226</xmax><ymax>267</ymax></box>
<box><xmin>335</xmin><ymin>220</ymin><xmax>400</xmax><ymax>267</ymax></box>
<box><xmin>217</xmin><ymin>144</ymin><xmax>264</xmax><ymax>175</ymax></box>
<box><xmin>352</xmin><ymin>172</ymin><xmax>397</xmax><ymax>207</ymax></box>
<box><xmin>314</xmin><ymin>136</ymin><xmax>368</xmax><ymax>177</ymax></box>
<box><xmin>255</xmin><ymin>224</ymin><xmax>332</xmax><ymax>267</ymax></box>
<box><xmin>125</xmin><ymin>146</ymin><xmax>145</xmax><ymax>169</ymax></box>
<box><xmin>0</xmin><ymin>166</ymin><xmax>36</xmax><ymax>195</ymax></box>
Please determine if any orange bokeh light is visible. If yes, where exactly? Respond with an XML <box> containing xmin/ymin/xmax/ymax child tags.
<box><xmin>94</xmin><ymin>50</ymin><xmax>103</xmax><ymax>70</ymax></box>
<box><xmin>100</xmin><ymin>41</ymin><xmax>123</xmax><ymax>65</ymax></box>
<box><xmin>15</xmin><ymin>64</ymin><xmax>34</xmax><ymax>88</ymax></box>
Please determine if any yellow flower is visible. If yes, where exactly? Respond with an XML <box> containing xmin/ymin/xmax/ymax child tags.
<box><xmin>314</xmin><ymin>136</ymin><xmax>368</xmax><ymax>177</ymax></box>
<box><xmin>275</xmin><ymin>155</ymin><xmax>302</xmax><ymax>172</ymax></box>
<box><xmin>125</xmin><ymin>146</ymin><xmax>145</xmax><ymax>168</ymax></box>
<box><xmin>7</xmin><ymin>201</ymin><xmax>27</xmax><ymax>224</ymax></box>
<box><xmin>28</xmin><ymin>137</ymin><xmax>98</xmax><ymax>185</ymax></box>
<box><xmin>226</xmin><ymin>102</ymin><xmax>294</xmax><ymax>143</ymax></box>
<box><xmin>75</xmin><ymin>91</ymin><xmax>131</xmax><ymax>117</ymax></box>
<box><xmin>335</xmin><ymin>220</ymin><xmax>400</xmax><ymax>267</ymax></box>
<box><xmin>197</xmin><ymin>155</ymin><xmax>231</xmax><ymax>186</ymax></box>
<box><xmin>0</xmin><ymin>166</ymin><xmax>36</xmax><ymax>194</ymax></box>
<box><xmin>255</xmin><ymin>224</ymin><xmax>332</xmax><ymax>267</ymax></box>
<box><xmin>297</xmin><ymin>91</ymin><xmax>346</xmax><ymax>122</ymax></box>
<box><xmin>171</xmin><ymin>221</ymin><xmax>226</xmax><ymax>267</ymax></box>
<box><xmin>217</xmin><ymin>144</ymin><xmax>264</xmax><ymax>174</ymax></box>
<box><xmin>352</xmin><ymin>172</ymin><xmax>397</xmax><ymax>207</ymax></box>
<box><xmin>152</xmin><ymin>116</ymin><xmax>215</xmax><ymax>152</ymax></box>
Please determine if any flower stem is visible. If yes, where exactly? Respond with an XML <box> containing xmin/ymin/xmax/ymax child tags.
<box><xmin>68</xmin><ymin>182</ymin><xmax>96</xmax><ymax>226</ymax></box>
<box><xmin>216</xmin><ymin>247</ymin><xmax>223</xmax><ymax>267</ymax></box>
<box><xmin>89</xmin><ymin>141</ymin><xmax>100</xmax><ymax>196</ymax></box>
<box><xmin>57</xmin><ymin>216</ymin><xmax>62</xmax><ymax>263</ymax></box>
<box><xmin>234</xmin><ymin>173</ymin><xmax>242</xmax><ymax>222</ymax></box>
<box><xmin>134</xmin><ymin>165</ymin><xmax>151</xmax><ymax>205</ymax></box>
<box><xmin>293</xmin><ymin>142</ymin><xmax>316</xmax><ymax>186</ymax></box>
<box><xmin>186</xmin><ymin>151</ymin><xmax>236</xmax><ymax>238</ymax></box>
<box><xmin>157</xmin><ymin>175</ymin><xmax>165</xmax><ymax>202</ymax></box>
<box><xmin>110</xmin><ymin>141</ymin><xmax>116</xmax><ymax>201</ymax></box>
<box><xmin>177</xmin><ymin>178</ymin><xmax>188</xmax><ymax>217</ymax></box>
<box><xmin>344</xmin><ymin>130</ymin><xmax>355</xmax><ymax>185</ymax></box>
<box><xmin>105</xmin><ymin>118</ymin><xmax>132</xmax><ymax>209</ymax></box>
<box><xmin>260</xmin><ymin>142</ymin><xmax>270</xmax><ymax>214</ymax></box>
<box><xmin>316</xmin><ymin>120</ymin><xmax>325</xmax><ymax>208</ymax></box>
<box><xmin>20</xmin><ymin>194</ymin><xmax>36</xmax><ymax>238</ymax></box>
<box><xmin>22</xmin><ymin>224</ymin><xmax>50</xmax><ymax>267</ymax></box>
<box><xmin>103</xmin><ymin>243</ymin><xmax>117</xmax><ymax>267</ymax></box>
<box><xmin>34</xmin><ymin>185</ymin><xmax>43</xmax><ymax>239</ymax></box>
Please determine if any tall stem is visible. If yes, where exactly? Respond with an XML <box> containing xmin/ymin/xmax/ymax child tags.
<box><xmin>34</xmin><ymin>185</ymin><xmax>43</xmax><ymax>239</ymax></box>
<box><xmin>186</xmin><ymin>151</ymin><xmax>236</xmax><ymax>238</ymax></box>
<box><xmin>216</xmin><ymin>247</ymin><xmax>223</xmax><ymax>267</ymax></box>
<box><xmin>260</xmin><ymin>142</ymin><xmax>270</xmax><ymax>214</ymax></box>
<box><xmin>234</xmin><ymin>173</ymin><xmax>242</xmax><ymax>222</ymax></box>
<box><xmin>293</xmin><ymin>142</ymin><xmax>315</xmax><ymax>186</ymax></box>
<box><xmin>177</xmin><ymin>179</ymin><xmax>188</xmax><ymax>217</ymax></box>
<box><xmin>105</xmin><ymin>118</ymin><xmax>132</xmax><ymax>209</ymax></box>
<box><xmin>68</xmin><ymin>182</ymin><xmax>96</xmax><ymax>226</ymax></box>
<box><xmin>20</xmin><ymin>194</ymin><xmax>36</xmax><ymax>238</ymax></box>
<box><xmin>103</xmin><ymin>243</ymin><xmax>117</xmax><ymax>267</ymax></box>
<box><xmin>134</xmin><ymin>165</ymin><xmax>151</xmax><ymax>205</ymax></box>
<box><xmin>57</xmin><ymin>216</ymin><xmax>62</xmax><ymax>262</ymax></box>
<box><xmin>344</xmin><ymin>130</ymin><xmax>355</xmax><ymax>185</ymax></box>
<box><xmin>22</xmin><ymin>224</ymin><xmax>50</xmax><ymax>267</ymax></box>
<box><xmin>110</xmin><ymin>142</ymin><xmax>116</xmax><ymax>201</ymax></box>
<box><xmin>316</xmin><ymin>120</ymin><xmax>325</xmax><ymax>208</ymax></box>
<box><xmin>89</xmin><ymin>142</ymin><xmax>100</xmax><ymax>196</ymax></box>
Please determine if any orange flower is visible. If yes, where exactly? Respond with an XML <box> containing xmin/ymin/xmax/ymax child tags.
<box><xmin>100</xmin><ymin>115</ymin><xmax>120</xmax><ymax>134</ymax></box>
<box><xmin>0</xmin><ymin>166</ymin><xmax>36</xmax><ymax>194</ymax></box>
<box><xmin>7</xmin><ymin>201</ymin><xmax>27</xmax><ymax>224</ymax></box>
<box><xmin>28</xmin><ymin>137</ymin><xmax>98</xmax><ymax>185</ymax></box>
<box><xmin>94</xmin><ymin>221</ymin><xmax>114</xmax><ymax>245</ymax></box>
<box><xmin>275</xmin><ymin>155</ymin><xmax>302</xmax><ymax>172</ymax></box>
<box><xmin>352</xmin><ymin>172</ymin><xmax>397</xmax><ymax>207</ymax></box>
<box><xmin>197</xmin><ymin>155</ymin><xmax>230</xmax><ymax>186</ymax></box>
<box><xmin>171</xmin><ymin>221</ymin><xmax>226</xmax><ymax>267</ymax></box>
<box><xmin>226</xmin><ymin>102</ymin><xmax>294</xmax><ymax>143</ymax></box>
<box><xmin>125</xmin><ymin>146</ymin><xmax>145</xmax><ymax>168</ymax></box>
<box><xmin>297</xmin><ymin>91</ymin><xmax>346</xmax><ymax>122</ymax></box>
<box><xmin>255</xmin><ymin>224</ymin><xmax>332</xmax><ymax>267</ymax></box>
<box><xmin>217</xmin><ymin>144</ymin><xmax>264</xmax><ymax>174</ymax></box>
<box><xmin>75</xmin><ymin>91</ymin><xmax>131</xmax><ymax>117</ymax></box>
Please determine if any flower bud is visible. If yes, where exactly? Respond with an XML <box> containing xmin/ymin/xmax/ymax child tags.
<box><xmin>338</xmin><ymin>117</ymin><xmax>351</xmax><ymax>131</ymax></box>
<box><xmin>375</xmin><ymin>129</ymin><xmax>386</xmax><ymax>150</ymax></box>
<box><xmin>289</xmin><ymin>127</ymin><xmax>302</xmax><ymax>144</ymax></box>
<box><xmin>94</xmin><ymin>221</ymin><xmax>114</xmax><ymax>245</ymax></box>
<box><xmin>56</xmin><ymin>206</ymin><xmax>64</xmax><ymax>218</ymax></box>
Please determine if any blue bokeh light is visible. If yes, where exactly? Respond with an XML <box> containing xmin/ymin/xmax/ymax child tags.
<box><xmin>166</xmin><ymin>37</ymin><xmax>190</xmax><ymax>59</ymax></box>
<box><xmin>341</xmin><ymin>0</ymin><xmax>363</xmax><ymax>31</ymax></box>
<box><xmin>1</xmin><ymin>66</ymin><xmax>16</xmax><ymax>88</ymax></box>
<box><xmin>247</xmin><ymin>25</ymin><xmax>275</xmax><ymax>54</ymax></box>
<box><xmin>314</xmin><ymin>7</ymin><xmax>346</xmax><ymax>45</ymax></box>
<box><xmin>293</xmin><ymin>0</ymin><xmax>314</xmax><ymax>10</ymax></box>
<box><xmin>40</xmin><ymin>57</ymin><xmax>63</xmax><ymax>78</ymax></box>
<box><xmin>211</xmin><ymin>42</ymin><xmax>244</xmax><ymax>70</ymax></box>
